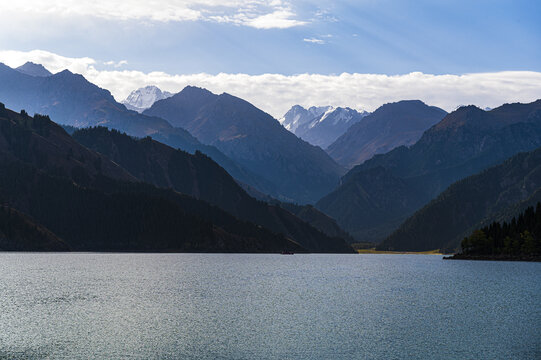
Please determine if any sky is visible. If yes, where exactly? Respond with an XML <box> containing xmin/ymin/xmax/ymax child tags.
<box><xmin>0</xmin><ymin>0</ymin><xmax>540</xmax><ymax>117</ymax></box>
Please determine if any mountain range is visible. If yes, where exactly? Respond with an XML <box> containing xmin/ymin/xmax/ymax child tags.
<box><xmin>2</xmin><ymin>61</ymin><xmax>540</xmax><ymax>254</ymax></box>
<box><xmin>0</xmin><ymin>63</ymin><xmax>345</xmax><ymax>204</ymax></box>
<box><xmin>280</xmin><ymin>105</ymin><xmax>368</xmax><ymax>149</ymax></box>
<box><xmin>317</xmin><ymin>100</ymin><xmax>541</xmax><ymax>243</ymax></box>
<box><xmin>0</xmin><ymin>62</ymin><xmax>285</xmax><ymax>201</ymax></box>
<box><xmin>122</xmin><ymin>85</ymin><xmax>173</xmax><ymax>113</ymax></box>
<box><xmin>144</xmin><ymin>86</ymin><xmax>344</xmax><ymax>203</ymax></box>
<box><xmin>0</xmin><ymin>103</ymin><xmax>352</xmax><ymax>252</ymax></box>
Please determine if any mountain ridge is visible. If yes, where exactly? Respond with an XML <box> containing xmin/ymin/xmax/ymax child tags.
<box><xmin>327</xmin><ymin>100</ymin><xmax>447</xmax><ymax>168</ymax></box>
<box><xmin>317</xmin><ymin>99</ymin><xmax>541</xmax><ymax>242</ymax></box>
<box><xmin>0</xmin><ymin>105</ymin><xmax>307</xmax><ymax>252</ymax></box>
<box><xmin>15</xmin><ymin>62</ymin><xmax>52</xmax><ymax>77</ymax></box>
<box><xmin>379</xmin><ymin>146</ymin><xmax>541</xmax><ymax>251</ymax></box>
<box><xmin>72</xmin><ymin>126</ymin><xmax>353</xmax><ymax>252</ymax></box>
<box><xmin>145</xmin><ymin>86</ymin><xmax>345</xmax><ymax>203</ymax></box>
<box><xmin>0</xmin><ymin>62</ymin><xmax>276</xmax><ymax>198</ymax></box>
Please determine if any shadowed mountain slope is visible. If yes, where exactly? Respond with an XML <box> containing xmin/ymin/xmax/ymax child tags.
<box><xmin>72</xmin><ymin>126</ymin><xmax>353</xmax><ymax>252</ymax></box>
<box><xmin>144</xmin><ymin>86</ymin><xmax>344</xmax><ymax>203</ymax></box>
<box><xmin>0</xmin><ymin>63</ymin><xmax>273</xmax><ymax>197</ymax></box>
<box><xmin>380</xmin><ymin>147</ymin><xmax>541</xmax><ymax>252</ymax></box>
<box><xmin>0</xmin><ymin>205</ymin><xmax>69</xmax><ymax>251</ymax></box>
<box><xmin>0</xmin><ymin>105</ymin><xmax>304</xmax><ymax>253</ymax></box>
<box><xmin>317</xmin><ymin>100</ymin><xmax>541</xmax><ymax>243</ymax></box>
<box><xmin>327</xmin><ymin>100</ymin><xmax>446</xmax><ymax>168</ymax></box>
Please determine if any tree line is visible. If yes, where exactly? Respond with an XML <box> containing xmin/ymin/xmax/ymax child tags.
<box><xmin>460</xmin><ymin>203</ymin><xmax>541</xmax><ymax>256</ymax></box>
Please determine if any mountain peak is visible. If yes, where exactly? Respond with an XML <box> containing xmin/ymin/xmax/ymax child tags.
<box><xmin>327</xmin><ymin>100</ymin><xmax>447</xmax><ymax>167</ymax></box>
<box><xmin>15</xmin><ymin>62</ymin><xmax>52</xmax><ymax>77</ymax></box>
<box><xmin>380</xmin><ymin>99</ymin><xmax>428</xmax><ymax>109</ymax></box>
<box><xmin>54</xmin><ymin>69</ymin><xmax>75</xmax><ymax>77</ymax></box>
<box><xmin>280</xmin><ymin>104</ymin><xmax>333</xmax><ymax>132</ymax></box>
<box><xmin>144</xmin><ymin>89</ymin><xmax>344</xmax><ymax>203</ymax></box>
<box><xmin>122</xmin><ymin>85</ymin><xmax>173</xmax><ymax>112</ymax></box>
<box><xmin>281</xmin><ymin>105</ymin><xmax>366</xmax><ymax>148</ymax></box>
<box><xmin>178</xmin><ymin>85</ymin><xmax>215</xmax><ymax>97</ymax></box>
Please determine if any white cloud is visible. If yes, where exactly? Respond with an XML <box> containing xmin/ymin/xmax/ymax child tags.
<box><xmin>303</xmin><ymin>38</ymin><xmax>325</xmax><ymax>44</ymax></box>
<box><xmin>1</xmin><ymin>50</ymin><xmax>541</xmax><ymax>119</ymax></box>
<box><xmin>0</xmin><ymin>0</ymin><xmax>306</xmax><ymax>29</ymax></box>
<box><xmin>0</xmin><ymin>49</ymin><xmax>96</xmax><ymax>75</ymax></box>
<box><xmin>245</xmin><ymin>9</ymin><xmax>307</xmax><ymax>29</ymax></box>
<box><xmin>104</xmin><ymin>60</ymin><xmax>128</xmax><ymax>68</ymax></box>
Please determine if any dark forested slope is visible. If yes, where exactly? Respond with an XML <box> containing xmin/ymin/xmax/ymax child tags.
<box><xmin>72</xmin><ymin>126</ymin><xmax>353</xmax><ymax>252</ymax></box>
<box><xmin>379</xmin><ymin>147</ymin><xmax>541</xmax><ymax>251</ymax></box>
<box><xmin>0</xmin><ymin>105</ymin><xmax>304</xmax><ymax>252</ymax></box>
<box><xmin>0</xmin><ymin>63</ymin><xmax>273</xmax><ymax>197</ymax></box>
<box><xmin>318</xmin><ymin>100</ymin><xmax>541</xmax><ymax>243</ymax></box>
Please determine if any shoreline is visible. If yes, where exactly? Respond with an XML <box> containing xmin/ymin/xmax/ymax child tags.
<box><xmin>443</xmin><ymin>254</ymin><xmax>541</xmax><ymax>262</ymax></box>
<box><xmin>355</xmin><ymin>248</ymin><xmax>444</xmax><ymax>255</ymax></box>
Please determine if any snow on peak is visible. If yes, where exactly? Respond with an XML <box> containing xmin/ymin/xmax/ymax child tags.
<box><xmin>122</xmin><ymin>85</ymin><xmax>173</xmax><ymax>112</ymax></box>
<box><xmin>280</xmin><ymin>105</ymin><xmax>332</xmax><ymax>132</ymax></box>
<box><xmin>311</xmin><ymin>107</ymin><xmax>368</xmax><ymax>127</ymax></box>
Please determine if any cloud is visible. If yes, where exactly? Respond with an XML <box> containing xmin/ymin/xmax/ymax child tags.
<box><xmin>104</xmin><ymin>60</ymin><xmax>128</xmax><ymax>68</ymax></box>
<box><xmin>244</xmin><ymin>9</ymin><xmax>307</xmax><ymax>29</ymax></box>
<box><xmin>1</xmin><ymin>50</ymin><xmax>540</xmax><ymax>119</ymax></box>
<box><xmin>0</xmin><ymin>49</ymin><xmax>96</xmax><ymax>75</ymax></box>
<box><xmin>303</xmin><ymin>38</ymin><xmax>325</xmax><ymax>44</ymax></box>
<box><xmin>0</xmin><ymin>0</ymin><xmax>307</xmax><ymax>29</ymax></box>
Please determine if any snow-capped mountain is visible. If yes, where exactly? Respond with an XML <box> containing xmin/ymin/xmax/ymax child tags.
<box><xmin>280</xmin><ymin>105</ymin><xmax>331</xmax><ymax>133</ymax></box>
<box><xmin>280</xmin><ymin>105</ymin><xmax>368</xmax><ymax>148</ymax></box>
<box><xmin>122</xmin><ymin>85</ymin><xmax>173</xmax><ymax>113</ymax></box>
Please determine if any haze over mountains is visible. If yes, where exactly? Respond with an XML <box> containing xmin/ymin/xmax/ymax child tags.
<box><xmin>72</xmin><ymin>126</ymin><xmax>352</xmax><ymax>252</ymax></box>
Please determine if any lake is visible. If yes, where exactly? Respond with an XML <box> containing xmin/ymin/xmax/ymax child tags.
<box><xmin>0</xmin><ymin>253</ymin><xmax>539</xmax><ymax>359</ymax></box>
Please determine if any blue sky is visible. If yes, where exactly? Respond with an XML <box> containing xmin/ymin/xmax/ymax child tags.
<box><xmin>0</xmin><ymin>0</ymin><xmax>539</xmax><ymax>116</ymax></box>
<box><xmin>1</xmin><ymin>0</ymin><xmax>539</xmax><ymax>75</ymax></box>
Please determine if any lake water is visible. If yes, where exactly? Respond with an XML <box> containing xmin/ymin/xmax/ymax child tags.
<box><xmin>0</xmin><ymin>253</ymin><xmax>539</xmax><ymax>359</ymax></box>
